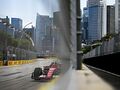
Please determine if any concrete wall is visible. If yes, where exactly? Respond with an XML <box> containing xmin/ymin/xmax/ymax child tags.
<box><xmin>83</xmin><ymin>36</ymin><xmax>119</xmax><ymax>59</ymax></box>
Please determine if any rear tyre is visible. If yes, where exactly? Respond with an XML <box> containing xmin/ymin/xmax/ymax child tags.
<box><xmin>33</xmin><ymin>67</ymin><xmax>42</xmax><ymax>80</ymax></box>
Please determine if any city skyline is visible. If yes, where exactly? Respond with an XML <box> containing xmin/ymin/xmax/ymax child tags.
<box><xmin>0</xmin><ymin>0</ymin><xmax>58</xmax><ymax>27</ymax></box>
<box><xmin>0</xmin><ymin>0</ymin><xmax>115</xmax><ymax>27</ymax></box>
<box><xmin>81</xmin><ymin>0</ymin><xmax>115</xmax><ymax>9</ymax></box>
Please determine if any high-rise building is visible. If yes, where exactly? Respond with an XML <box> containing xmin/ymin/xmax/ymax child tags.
<box><xmin>11</xmin><ymin>18</ymin><xmax>22</xmax><ymax>30</ymax></box>
<box><xmin>7</xmin><ymin>28</ymin><xmax>15</xmax><ymax>38</ymax></box>
<box><xmin>0</xmin><ymin>22</ymin><xmax>6</xmax><ymax>31</ymax></box>
<box><xmin>35</xmin><ymin>14</ymin><xmax>53</xmax><ymax>55</ymax></box>
<box><xmin>53</xmin><ymin>12</ymin><xmax>62</xmax><ymax>55</ymax></box>
<box><xmin>0</xmin><ymin>16</ymin><xmax>15</xmax><ymax>38</ymax></box>
<box><xmin>0</xmin><ymin>16</ymin><xmax>10</xmax><ymax>31</ymax></box>
<box><xmin>115</xmin><ymin>0</ymin><xmax>120</xmax><ymax>33</ymax></box>
<box><xmin>107</xmin><ymin>5</ymin><xmax>115</xmax><ymax>34</ymax></box>
<box><xmin>83</xmin><ymin>7</ymin><xmax>88</xmax><ymax>43</ymax></box>
<box><xmin>87</xmin><ymin>0</ymin><xmax>106</xmax><ymax>42</ymax></box>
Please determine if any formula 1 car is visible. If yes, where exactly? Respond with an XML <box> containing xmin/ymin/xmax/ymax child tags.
<box><xmin>31</xmin><ymin>62</ymin><xmax>61</xmax><ymax>81</ymax></box>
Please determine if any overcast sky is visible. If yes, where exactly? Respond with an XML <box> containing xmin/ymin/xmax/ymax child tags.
<box><xmin>0</xmin><ymin>0</ymin><xmax>58</xmax><ymax>27</ymax></box>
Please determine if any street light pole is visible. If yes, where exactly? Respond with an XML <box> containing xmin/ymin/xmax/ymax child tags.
<box><xmin>76</xmin><ymin>0</ymin><xmax>83</xmax><ymax>70</ymax></box>
<box><xmin>20</xmin><ymin>22</ymin><xmax>32</xmax><ymax>41</ymax></box>
<box><xmin>2</xmin><ymin>16</ymin><xmax>9</xmax><ymax>65</ymax></box>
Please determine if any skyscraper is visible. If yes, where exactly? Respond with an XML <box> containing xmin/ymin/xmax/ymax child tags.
<box><xmin>107</xmin><ymin>5</ymin><xmax>115</xmax><ymax>34</ymax></box>
<box><xmin>115</xmin><ymin>0</ymin><xmax>120</xmax><ymax>33</ymax></box>
<box><xmin>0</xmin><ymin>16</ymin><xmax>10</xmax><ymax>31</ymax></box>
<box><xmin>35</xmin><ymin>13</ymin><xmax>53</xmax><ymax>55</ymax></box>
<box><xmin>87</xmin><ymin>0</ymin><xmax>106</xmax><ymax>42</ymax></box>
<box><xmin>11</xmin><ymin>18</ymin><xmax>22</xmax><ymax>30</ymax></box>
<box><xmin>53</xmin><ymin>12</ymin><xmax>61</xmax><ymax>55</ymax></box>
<box><xmin>83</xmin><ymin>7</ymin><xmax>88</xmax><ymax>43</ymax></box>
<box><xmin>0</xmin><ymin>16</ymin><xmax>15</xmax><ymax>38</ymax></box>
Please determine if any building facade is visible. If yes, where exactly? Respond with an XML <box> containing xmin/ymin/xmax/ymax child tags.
<box><xmin>83</xmin><ymin>7</ymin><xmax>88</xmax><ymax>43</ymax></box>
<box><xmin>115</xmin><ymin>0</ymin><xmax>120</xmax><ymax>33</ymax></box>
<box><xmin>0</xmin><ymin>16</ymin><xmax>10</xmax><ymax>31</ymax></box>
<box><xmin>11</xmin><ymin>18</ymin><xmax>22</xmax><ymax>31</ymax></box>
<box><xmin>0</xmin><ymin>22</ymin><xmax>6</xmax><ymax>31</ymax></box>
<box><xmin>87</xmin><ymin>0</ymin><xmax>106</xmax><ymax>42</ymax></box>
<box><xmin>107</xmin><ymin>5</ymin><xmax>115</xmax><ymax>34</ymax></box>
<box><xmin>53</xmin><ymin>12</ymin><xmax>61</xmax><ymax>55</ymax></box>
<box><xmin>7</xmin><ymin>28</ymin><xmax>15</xmax><ymax>38</ymax></box>
<box><xmin>35</xmin><ymin>14</ymin><xmax>53</xmax><ymax>56</ymax></box>
<box><xmin>0</xmin><ymin>16</ymin><xmax>15</xmax><ymax>38</ymax></box>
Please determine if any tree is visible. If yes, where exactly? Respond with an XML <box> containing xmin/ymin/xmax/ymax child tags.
<box><xmin>82</xmin><ymin>45</ymin><xmax>92</xmax><ymax>54</ymax></box>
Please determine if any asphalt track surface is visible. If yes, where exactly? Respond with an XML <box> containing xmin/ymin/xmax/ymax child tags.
<box><xmin>0</xmin><ymin>58</ymin><xmax>60</xmax><ymax>90</ymax></box>
<box><xmin>87</xmin><ymin>65</ymin><xmax>120</xmax><ymax>90</ymax></box>
<box><xmin>1</xmin><ymin>59</ymin><xmax>119</xmax><ymax>90</ymax></box>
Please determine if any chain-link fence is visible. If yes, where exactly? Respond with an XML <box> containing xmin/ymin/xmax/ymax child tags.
<box><xmin>0</xmin><ymin>46</ymin><xmax>36</xmax><ymax>61</ymax></box>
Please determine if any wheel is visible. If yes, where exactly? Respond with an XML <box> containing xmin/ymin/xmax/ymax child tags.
<box><xmin>33</xmin><ymin>67</ymin><xmax>42</xmax><ymax>79</ymax></box>
<box><xmin>31</xmin><ymin>72</ymin><xmax>34</xmax><ymax>79</ymax></box>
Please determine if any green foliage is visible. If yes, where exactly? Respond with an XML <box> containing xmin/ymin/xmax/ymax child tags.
<box><xmin>92</xmin><ymin>40</ymin><xmax>101</xmax><ymax>44</ymax></box>
<box><xmin>12</xmin><ymin>38</ymin><xmax>19</xmax><ymax>47</ymax></box>
<box><xmin>82</xmin><ymin>46</ymin><xmax>91</xmax><ymax>54</ymax></box>
<box><xmin>18</xmin><ymin>39</ymin><xmax>30</xmax><ymax>49</ymax></box>
<box><xmin>82</xmin><ymin>43</ymin><xmax>102</xmax><ymax>54</ymax></box>
<box><xmin>0</xmin><ymin>30</ymin><xmax>34</xmax><ymax>51</ymax></box>
<box><xmin>0</xmin><ymin>30</ymin><xmax>36</xmax><ymax>60</ymax></box>
<box><xmin>101</xmin><ymin>33</ymin><xmax>115</xmax><ymax>41</ymax></box>
<box><xmin>0</xmin><ymin>30</ymin><xmax>12</xmax><ymax>47</ymax></box>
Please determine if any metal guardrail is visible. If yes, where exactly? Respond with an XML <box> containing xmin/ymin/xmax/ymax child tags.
<box><xmin>0</xmin><ymin>60</ymin><xmax>35</xmax><ymax>66</ymax></box>
<box><xmin>7</xmin><ymin>60</ymin><xmax>35</xmax><ymax>66</ymax></box>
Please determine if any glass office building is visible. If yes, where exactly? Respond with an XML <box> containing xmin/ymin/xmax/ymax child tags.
<box><xmin>87</xmin><ymin>0</ymin><xmax>106</xmax><ymax>42</ymax></box>
<box><xmin>115</xmin><ymin>0</ymin><xmax>120</xmax><ymax>33</ymax></box>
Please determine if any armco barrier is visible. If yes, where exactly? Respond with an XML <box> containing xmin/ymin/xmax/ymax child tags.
<box><xmin>7</xmin><ymin>60</ymin><xmax>35</xmax><ymax>66</ymax></box>
<box><xmin>0</xmin><ymin>61</ymin><xmax>3</xmax><ymax>66</ymax></box>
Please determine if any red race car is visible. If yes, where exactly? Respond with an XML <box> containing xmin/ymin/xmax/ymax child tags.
<box><xmin>31</xmin><ymin>62</ymin><xmax>61</xmax><ymax>81</ymax></box>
